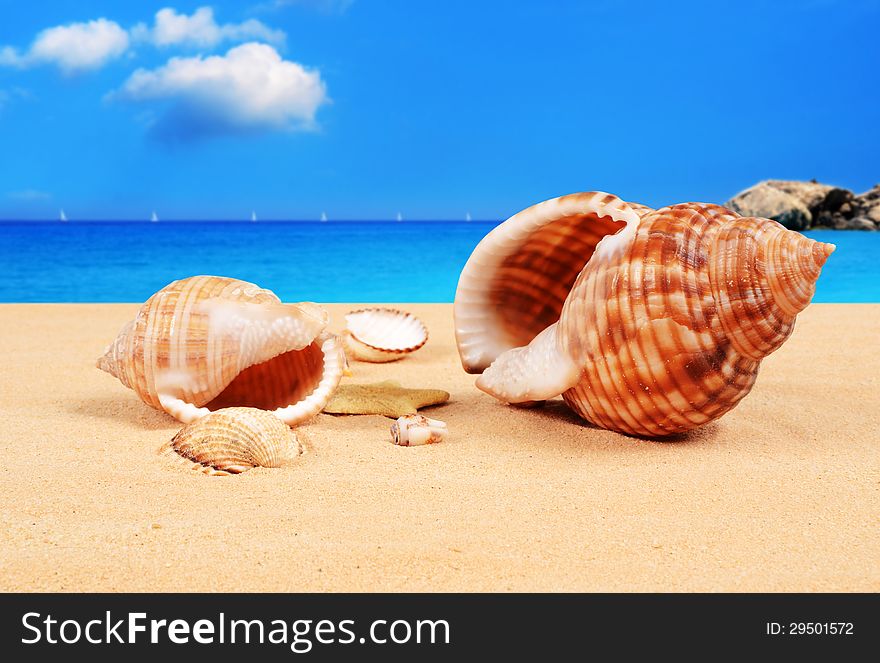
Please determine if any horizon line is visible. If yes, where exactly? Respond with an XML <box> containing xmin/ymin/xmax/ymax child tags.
<box><xmin>0</xmin><ymin>218</ymin><xmax>500</xmax><ymax>223</ymax></box>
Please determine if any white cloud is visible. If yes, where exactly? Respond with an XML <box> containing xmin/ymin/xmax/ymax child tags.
<box><xmin>113</xmin><ymin>42</ymin><xmax>327</xmax><ymax>141</ymax></box>
<box><xmin>0</xmin><ymin>19</ymin><xmax>129</xmax><ymax>73</ymax></box>
<box><xmin>0</xmin><ymin>8</ymin><xmax>285</xmax><ymax>74</ymax></box>
<box><xmin>132</xmin><ymin>7</ymin><xmax>285</xmax><ymax>48</ymax></box>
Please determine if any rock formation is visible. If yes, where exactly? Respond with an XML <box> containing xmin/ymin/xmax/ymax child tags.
<box><xmin>726</xmin><ymin>180</ymin><xmax>879</xmax><ymax>230</ymax></box>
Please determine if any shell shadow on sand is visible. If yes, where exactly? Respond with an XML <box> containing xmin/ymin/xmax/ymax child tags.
<box><xmin>69</xmin><ymin>395</ymin><xmax>178</xmax><ymax>430</ymax></box>
<box><xmin>512</xmin><ymin>398</ymin><xmax>724</xmax><ymax>449</ymax></box>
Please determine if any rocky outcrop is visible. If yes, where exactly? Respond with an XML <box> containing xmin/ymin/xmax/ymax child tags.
<box><xmin>726</xmin><ymin>180</ymin><xmax>879</xmax><ymax>230</ymax></box>
<box><xmin>852</xmin><ymin>184</ymin><xmax>880</xmax><ymax>229</ymax></box>
<box><xmin>726</xmin><ymin>182</ymin><xmax>811</xmax><ymax>230</ymax></box>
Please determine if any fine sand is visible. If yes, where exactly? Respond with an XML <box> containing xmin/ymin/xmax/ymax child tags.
<box><xmin>0</xmin><ymin>303</ymin><xmax>877</xmax><ymax>592</ymax></box>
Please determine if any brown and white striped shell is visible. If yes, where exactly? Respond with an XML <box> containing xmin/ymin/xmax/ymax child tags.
<box><xmin>97</xmin><ymin>275</ymin><xmax>345</xmax><ymax>425</ymax></box>
<box><xmin>342</xmin><ymin>308</ymin><xmax>428</xmax><ymax>362</ymax></box>
<box><xmin>160</xmin><ymin>407</ymin><xmax>301</xmax><ymax>476</ymax></box>
<box><xmin>390</xmin><ymin>414</ymin><xmax>448</xmax><ymax>446</ymax></box>
<box><xmin>454</xmin><ymin>192</ymin><xmax>834</xmax><ymax>437</ymax></box>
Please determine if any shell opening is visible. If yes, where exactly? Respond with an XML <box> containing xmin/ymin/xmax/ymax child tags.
<box><xmin>488</xmin><ymin>212</ymin><xmax>627</xmax><ymax>350</ymax></box>
<box><xmin>159</xmin><ymin>335</ymin><xmax>345</xmax><ymax>425</ymax></box>
<box><xmin>160</xmin><ymin>299</ymin><xmax>339</xmax><ymax>423</ymax></box>
<box><xmin>205</xmin><ymin>342</ymin><xmax>326</xmax><ymax>411</ymax></box>
<box><xmin>454</xmin><ymin>192</ymin><xmax>644</xmax><ymax>374</ymax></box>
<box><xmin>97</xmin><ymin>276</ymin><xmax>346</xmax><ymax>426</ymax></box>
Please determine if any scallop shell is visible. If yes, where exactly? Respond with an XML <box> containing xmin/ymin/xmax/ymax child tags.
<box><xmin>390</xmin><ymin>414</ymin><xmax>448</xmax><ymax>446</ymax></box>
<box><xmin>160</xmin><ymin>407</ymin><xmax>301</xmax><ymax>476</ymax></box>
<box><xmin>97</xmin><ymin>275</ymin><xmax>345</xmax><ymax>425</ymax></box>
<box><xmin>454</xmin><ymin>193</ymin><xmax>834</xmax><ymax>437</ymax></box>
<box><xmin>342</xmin><ymin>308</ymin><xmax>428</xmax><ymax>362</ymax></box>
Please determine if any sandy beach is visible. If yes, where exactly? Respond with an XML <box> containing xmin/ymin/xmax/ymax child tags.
<box><xmin>0</xmin><ymin>303</ymin><xmax>877</xmax><ymax>592</ymax></box>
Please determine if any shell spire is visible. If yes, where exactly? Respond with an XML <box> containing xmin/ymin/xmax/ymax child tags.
<box><xmin>709</xmin><ymin>219</ymin><xmax>835</xmax><ymax>360</ymax></box>
<box><xmin>766</xmin><ymin>227</ymin><xmax>834</xmax><ymax>317</ymax></box>
<box><xmin>96</xmin><ymin>320</ymin><xmax>135</xmax><ymax>386</ymax></box>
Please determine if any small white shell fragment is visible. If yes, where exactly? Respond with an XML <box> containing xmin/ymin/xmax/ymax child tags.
<box><xmin>390</xmin><ymin>414</ymin><xmax>448</xmax><ymax>446</ymax></box>
<box><xmin>343</xmin><ymin>308</ymin><xmax>428</xmax><ymax>362</ymax></box>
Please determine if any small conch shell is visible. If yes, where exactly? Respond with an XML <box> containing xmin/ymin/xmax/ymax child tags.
<box><xmin>97</xmin><ymin>275</ymin><xmax>345</xmax><ymax>425</ymax></box>
<box><xmin>160</xmin><ymin>407</ymin><xmax>301</xmax><ymax>476</ymax></box>
<box><xmin>342</xmin><ymin>308</ymin><xmax>428</xmax><ymax>362</ymax></box>
<box><xmin>454</xmin><ymin>192</ymin><xmax>834</xmax><ymax>437</ymax></box>
<box><xmin>391</xmin><ymin>414</ymin><xmax>448</xmax><ymax>446</ymax></box>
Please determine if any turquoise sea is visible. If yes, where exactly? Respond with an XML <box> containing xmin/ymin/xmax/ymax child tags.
<box><xmin>0</xmin><ymin>222</ymin><xmax>877</xmax><ymax>303</ymax></box>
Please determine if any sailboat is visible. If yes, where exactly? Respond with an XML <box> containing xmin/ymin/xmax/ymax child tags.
<box><xmin>320</xmin><ymin>211</ymin><xmax>328</xmax><ymax>223</ymax></box>
<box><xmin>251</xmin><ymin>211</ymin><xmax>257</xmax><ymax>223</ymax></box>
<box><xmin>59</xmin><ymin>209</ymin><xmax>68</xmax><ymax>223</ymax></box>
<box><xmin>466</xmin><ymin>212</ymin><xmax>472</xmax><ymax>222</ymax></box>
<box><xmin>396</xmin><ymin>212</ymin><xmax>403</xmax><ymax>222</ymax></box>
<box><xmin>150</xmin><ymin>211</ymin><xmax>159</xmax><ymax>223</ymax></box>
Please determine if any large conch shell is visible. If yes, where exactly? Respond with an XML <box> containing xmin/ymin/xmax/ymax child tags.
<box><xmin>97</xmin><ymin>275</ymin><xmax>345</xmax><ymax>425</ymax></box>
<box><xmin>454</xmin><ymin>192</ymin><xmax>834</xmax><ymax>437</ymax></box>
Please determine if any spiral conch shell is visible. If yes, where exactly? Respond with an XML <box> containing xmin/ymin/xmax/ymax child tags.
<box><xmin>342</xmin><ymin>308</ymin><xmax>428</xmax><ymax>362</ymax></box>
<box><xmin>160</xmin><ymin>407</ymin><xmax>301</xmax><ymax>476</ymax></box>
<box><xmin>454</xmin><ymin>192</ymin><xmax>834</xmax><ymax>437</ymax></box>
<box><xmin>97</xmin><ymin>275</ymin><xmax>345</xmax><ymax>425</ymax></box>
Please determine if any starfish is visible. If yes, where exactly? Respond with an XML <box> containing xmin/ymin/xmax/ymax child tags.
<box><xmin>323</xmin><ymin>380</ymin><xmax>450</xmax><ymax>418</ymax></box>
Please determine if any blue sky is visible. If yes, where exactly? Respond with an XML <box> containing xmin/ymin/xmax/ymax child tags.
<box><xmin>0</xmin><ymin>0</ymin><xmax>877</xmax><ymax>220</ymax></box>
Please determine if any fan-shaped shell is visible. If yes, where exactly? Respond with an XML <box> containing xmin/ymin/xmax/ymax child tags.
<box><xmin>97</xmin><ymin>275</ymin><xmax>345</xmax><ymax>425</ymax></box>
<box><xmin>342</xmin><ymin>308</ymin><xmax>428</xmax><ymax>362</ymax></box>
<box><xmin>456</xmin><ymin>193</ymin><xmax>834</xmax><ymax>437</ymax></box>
<box><xmin>160</xmin><ymin>407</ymin><xmax>301</xmax><ymax>476</ymax></box>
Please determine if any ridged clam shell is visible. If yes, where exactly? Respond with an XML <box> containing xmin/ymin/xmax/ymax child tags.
<box><xmin>160</xmin><ymin>407</ymin><xmax>301</xmax><ymax>476</ymax></box>
<box><xmin>456</xmin><ymin>193</ymin><xmax>834</xmax><ymax>437</ymax></box>
<box><xmin>97</xmin><ymin>275</ymin><xmax>345</xmax><ymax>425</ymax></box>
<box><xmin>342</xmin><ymin>308</ymin><xmax>428</xmax><ymax>362</ymax></box>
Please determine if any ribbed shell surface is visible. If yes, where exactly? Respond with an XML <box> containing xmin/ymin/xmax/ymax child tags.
<box><xmin>102</xmin><ymin>275</ymin><xmax>281</xmax><ymax>409</ymax></box>
<box><xmin>97</xmin><ymin>275</ymin><xmax>343</xmax><ymax>425</ymax></box>
<box><xmin>161</xmin><ymin>407</ymin><xmax>300</xmax><ymax>476</ymax></box>
<box><xmin>557</xmin><ymin>204</ymin><xmax>831</xmax><ymax>436</ymax></box>
<box><xmin>343</xmin><ymin>308</ymin><xmax>428</xmax><ymax>362</ymax></box>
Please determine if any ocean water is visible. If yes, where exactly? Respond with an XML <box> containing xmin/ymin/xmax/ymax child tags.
<box><xmin>0</xmin><ymin>222</ymin><xmax>877</xmax><ymax>303</ymax></box>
